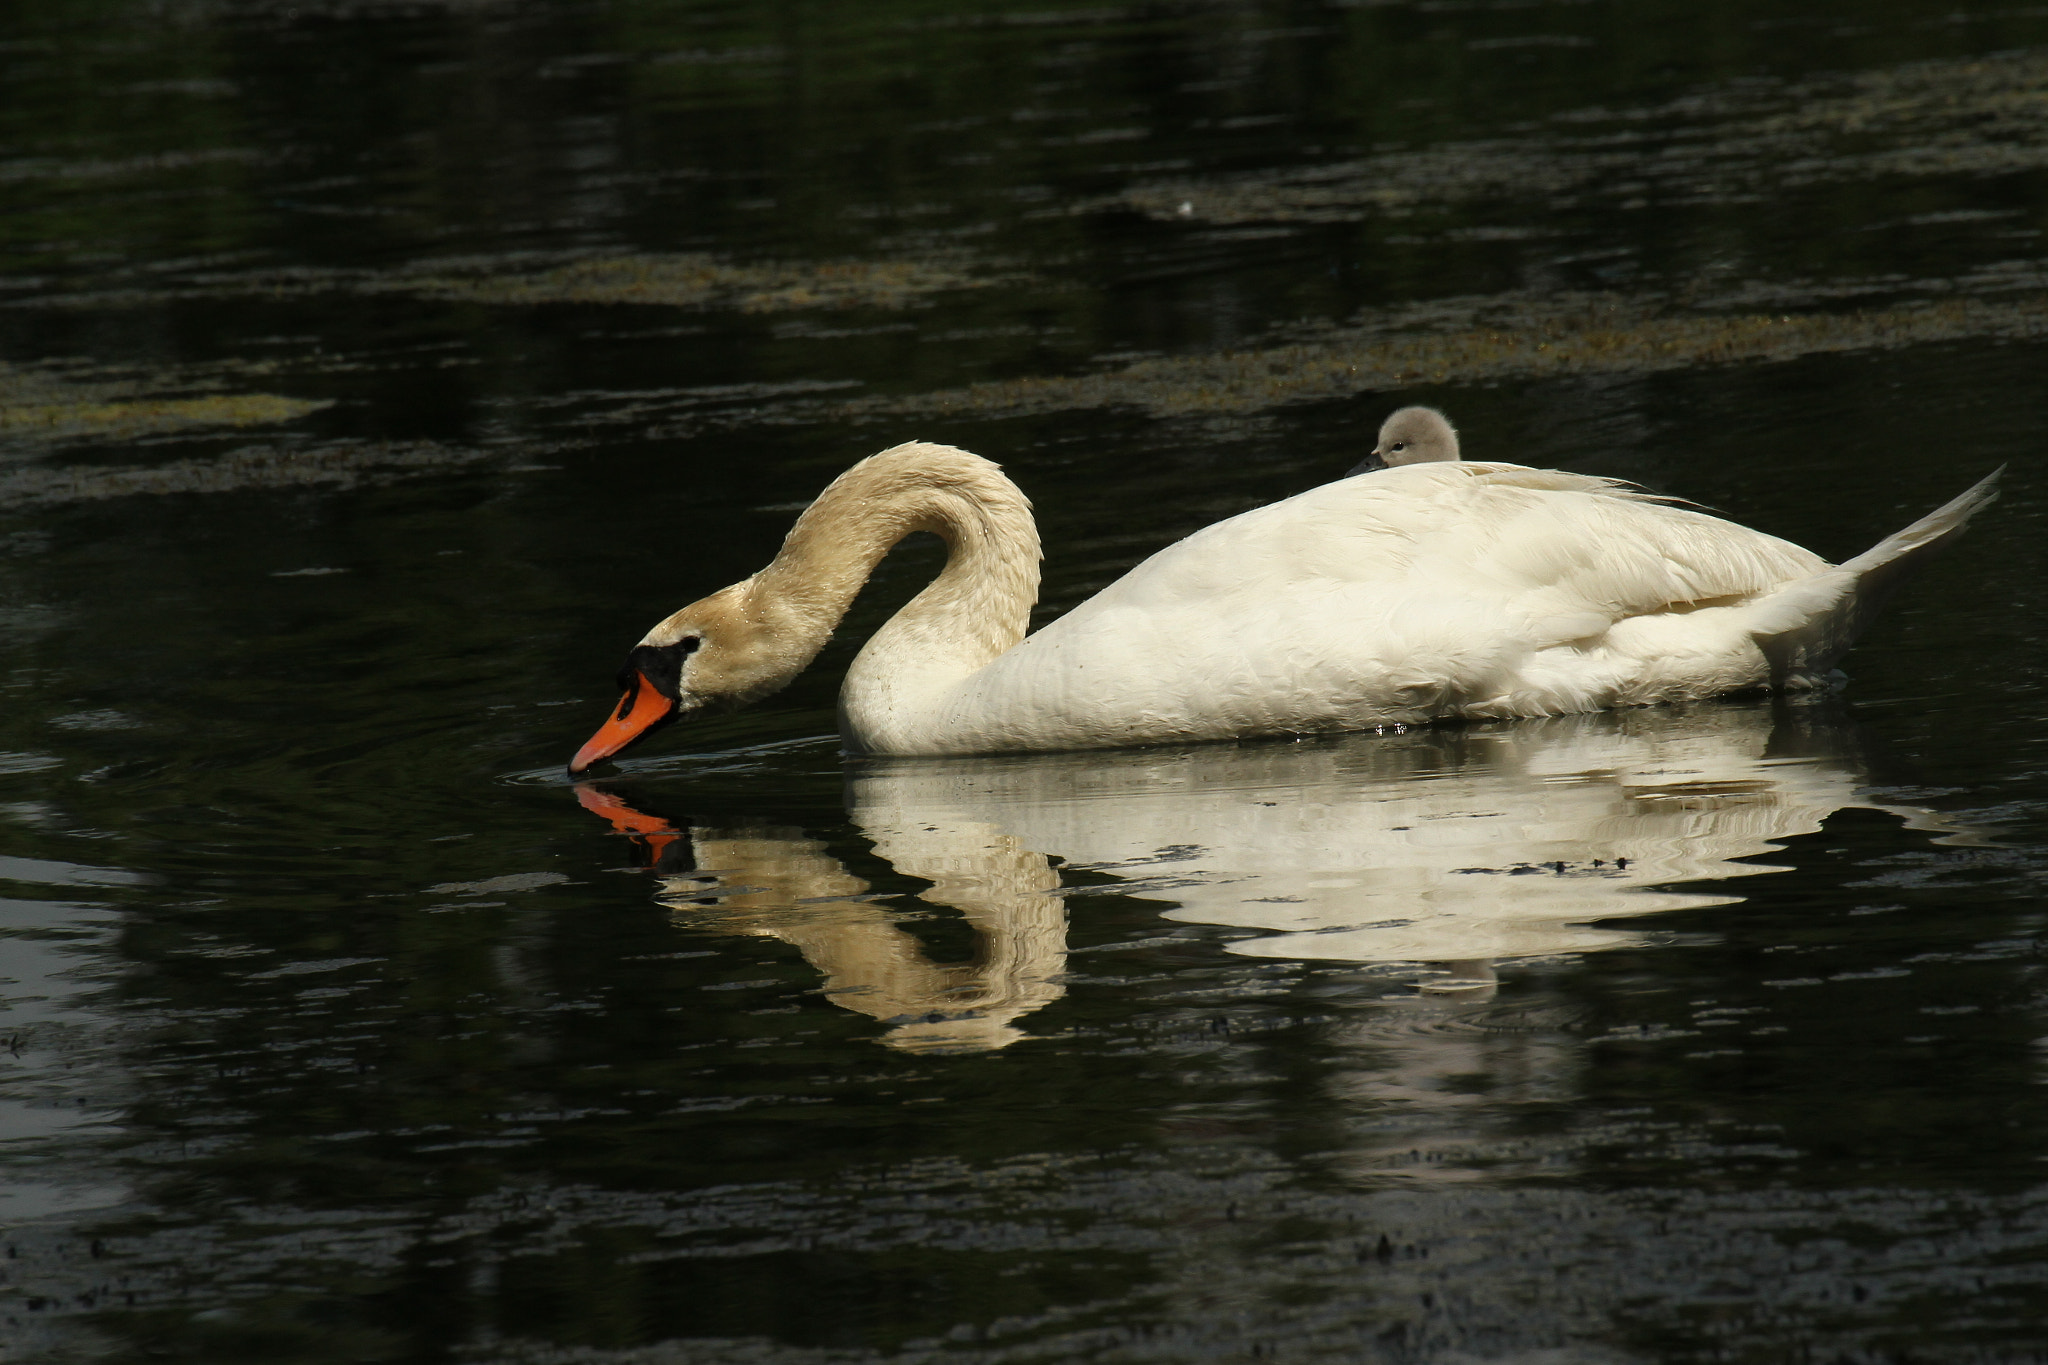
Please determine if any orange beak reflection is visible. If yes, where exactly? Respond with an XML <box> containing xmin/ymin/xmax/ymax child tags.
<box><xmin>569</xmin><ymin>669</ymin><xmax>677</xmax><ymax>774</ymax></box>
<box><xmin>573</xmin><ymin>783</ymin><xmax>683</xmax><ymax>865</ymax></box>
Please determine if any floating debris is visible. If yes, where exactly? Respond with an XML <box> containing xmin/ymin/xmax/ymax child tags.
<box><xmin>0</xmin><ymin>392</ymin><xmax>330</xmax><ymax>443</ymax></box>
<box><xmin>11</xmin><ymin>251</ymin><xmax>1015</xmax><ymax>315</ymax></box>
<box><xmin>408</xmin><ymin>253</ymin><xmax>1005</xmax><ymax>312</ymax></box>
<box><xmin>835</xmin><ymin>290</ymin><xmax>2048</xmax><ymax>421</ymax></box>
<box><xmin>0</xmin><ymin>441</ymin><xmax>496</xmax><ymax>509</ymax></box>
<box><xmin>0</xmin><ymin>363</ymin><xmax>330</xmax><ymax>447</ymax></box>
<box><xmin>0</xmin><ymin>146</ymin><xmax>264</xmax><ymax>185</ymax></box>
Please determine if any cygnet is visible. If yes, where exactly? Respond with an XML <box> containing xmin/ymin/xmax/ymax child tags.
<box><xmin>1348</xmin><ymin>406</ymin><xmax>1460</xmax><ymax>475</ymax></box>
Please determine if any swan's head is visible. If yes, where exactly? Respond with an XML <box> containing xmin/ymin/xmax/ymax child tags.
<box><xmin>568</xmin><ymin>581</ymin><xmax>816</xmax><ymax>775</ymax></box>
<box><xmin>1356</xmin><ymin>406</ymin><xmax>1460</xmax><ymax>472</ymax></box>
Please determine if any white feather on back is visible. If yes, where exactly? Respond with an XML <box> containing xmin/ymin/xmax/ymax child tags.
<box><xmin>936</xmin><ymin>462</ymin><xmax>1829</xmax><ymax>750</ymax></box>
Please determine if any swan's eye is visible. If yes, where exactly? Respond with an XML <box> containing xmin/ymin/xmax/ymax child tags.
<box><xmin>1391</xmin><ymin>442</ymin><xmax>1406</xmax><ymax>452</ymax></box>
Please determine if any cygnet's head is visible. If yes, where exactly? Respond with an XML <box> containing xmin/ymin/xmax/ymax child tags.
<box><xmin>1371</xmin><ymin>406</ymin><xmax>1460</xmax><ymax>467</ymax></box>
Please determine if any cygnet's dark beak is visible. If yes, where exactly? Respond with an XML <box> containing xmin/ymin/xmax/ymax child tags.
<box><xmin>1344</xmin><ymin>450</ymin><xmax>1388</xmax><ymax>477</ymax></box>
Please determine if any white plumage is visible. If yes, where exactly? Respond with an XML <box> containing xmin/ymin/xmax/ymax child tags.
<box><xmin>570</xmin><ymin>438</ymin><xmax>1997</xmax><ymax>767</ymax></box>
<box><xmin>934</xmin><ymin>462</ymin><xmax>1824</xmax><ymax>752</ymax></box>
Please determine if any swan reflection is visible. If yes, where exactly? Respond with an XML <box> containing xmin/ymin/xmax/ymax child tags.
<box><xmin>577</xmin><ymin>787</ymin><xmax>1064</xmax><ymax>1054</ymax></box>
<box><xmin>580</xmin><ymin>701</ymin><xmax>1954</xmax><ymax>1051</ymax></box>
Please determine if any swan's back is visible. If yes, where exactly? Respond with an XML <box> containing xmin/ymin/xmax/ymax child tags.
<box><xmin>934</xmin><ymin>462</ymin><xmax>1830</xmax><ymax>752</ymax></box>
<box><xmin>1108</xmin><ymin>461</ymin><xmax>1820</xmax><ymax>610</ymax></box>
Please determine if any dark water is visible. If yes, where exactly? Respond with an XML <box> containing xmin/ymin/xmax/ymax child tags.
<box><xmin>4</xmin><ymin>1</ymin><xmax>2048</xmax><ymax>1361</ymax></box>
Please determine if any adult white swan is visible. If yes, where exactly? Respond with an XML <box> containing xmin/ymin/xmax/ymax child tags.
<box><xmin>569</xmin><ymin>412</ymin><xmax>1998</xmax><ymax>768</ymax></box>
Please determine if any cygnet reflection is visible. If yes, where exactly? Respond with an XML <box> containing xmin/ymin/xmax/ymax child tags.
<box><xmin>846</xmin><ymin>700</ymin><xmax>1956</xmax><ymax>969</ymax></box>
<box><xmin>576</xmin><ymin>787</ymin><xmax>1065</xmax><ymax>1054</ymax></box>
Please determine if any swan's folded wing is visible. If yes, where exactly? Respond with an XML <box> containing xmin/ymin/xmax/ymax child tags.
<box><xmin>940</xmin><ymin>462</ymin><xmax>1849</xmax><ymax>747</ymax></box>
<box><xmin>1013</xmin><ymin>461</ymin><xmax>1832</xmax><ymax>671</ymax></box>
<box><xmin>1413</xmin><ymin>465</ymin><xmax>1831</xmax><ymax>646</ymax></box>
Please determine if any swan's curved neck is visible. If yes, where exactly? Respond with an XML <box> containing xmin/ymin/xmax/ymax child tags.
<box><xmin>751</xmin><ymin>442</ymin><xmax>1041</xmax><ymax>750</ymax></box>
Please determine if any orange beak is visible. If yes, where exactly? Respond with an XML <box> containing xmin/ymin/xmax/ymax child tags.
<box><xmin>569</xmin><ymin>669</ymin><xmax>677</xmax><ymax>774</ymax></box>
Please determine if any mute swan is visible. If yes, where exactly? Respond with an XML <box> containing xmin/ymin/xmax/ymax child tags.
<box><xmin>569</xmin><ymin>433</ymin><xmax>1998</xmax><ymax>768</ymax></box>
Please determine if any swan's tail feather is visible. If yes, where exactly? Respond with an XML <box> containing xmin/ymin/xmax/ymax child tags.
<box><xmin>1752</xmin><ymin>467</ymin><xmax>2002</xmax><ymax>686</ymax></box>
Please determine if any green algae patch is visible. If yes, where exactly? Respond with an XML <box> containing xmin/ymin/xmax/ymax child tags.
<box><xmin>1</xmin><ymin>360</ymin><xmax>331</xmax><ymax>447</ymax></box>
<box><xmin>837</xmin><ymin>293</ymin><xmax>2048</xmax><ymax>421</ymax></box>
<box><xmin>407</xmin><ymin>252</ymin><xmax>1005</xmax><ymax>312</ymax></box>
<box><xmin>0</xmin><ymin>441</ymin><xmax>494</xmax><ymax>508</ymax></box>
<box><xmin>0</xmin><ymin>391</ymin><xmax>332</xmax><ymax>443</ymax></box>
